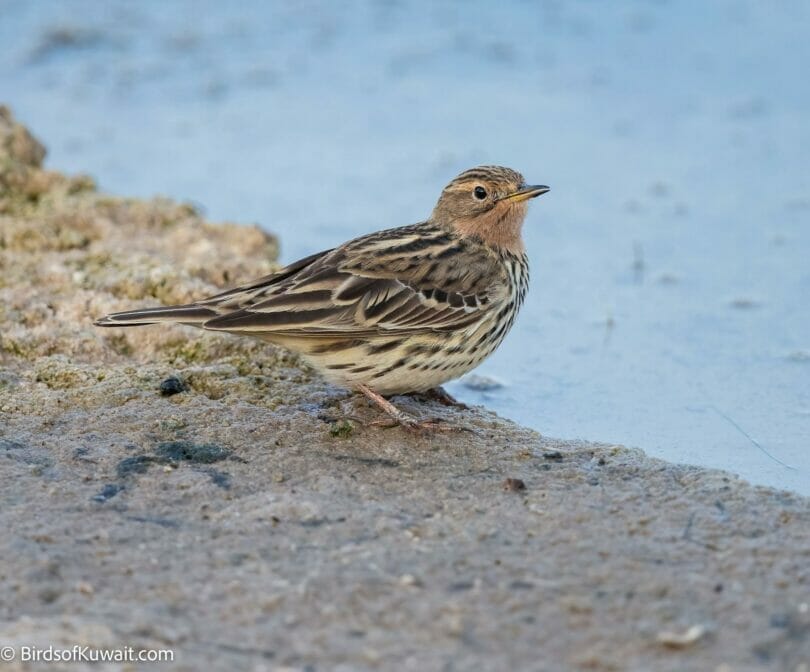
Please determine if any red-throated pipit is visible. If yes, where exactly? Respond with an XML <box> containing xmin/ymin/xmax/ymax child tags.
<box><xmin>95</xmin><ymin>166</ymin><xmax>549</xmax><ymax>430</ymax></box>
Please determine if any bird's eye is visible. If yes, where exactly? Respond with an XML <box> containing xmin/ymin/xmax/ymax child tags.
<box><xmin>474</xmin><ymin>186</ymin><xmax>487</xmax><ymax>200</ymax></box>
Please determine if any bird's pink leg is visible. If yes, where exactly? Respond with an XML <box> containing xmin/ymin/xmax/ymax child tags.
<box><xmin>357</xmin><ymin>384</ymin><xmax>458</xmax><ymax>433</ymax></box>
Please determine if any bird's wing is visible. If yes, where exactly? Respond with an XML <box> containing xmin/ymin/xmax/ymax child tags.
<box><xmin>202</xmin><ymin>223</ymin><xmax>507</xmax><ymax>337</ymax></box>
<box><xmin>196</xmin><ymin>249</ymin><xmax>332</xmax><ymax>310</ymax></box>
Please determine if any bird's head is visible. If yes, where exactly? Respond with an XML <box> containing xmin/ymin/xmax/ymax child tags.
<box><xmin>431</xmin><ymin>165</ymin><xmax>549</xmax><ymax>254</ymax></box>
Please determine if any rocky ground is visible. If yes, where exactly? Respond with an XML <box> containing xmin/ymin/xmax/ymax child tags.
<box><xmin>1</xmin><ymin>108</ymin><xmax>808</xmax><ymax>671</ymax></box>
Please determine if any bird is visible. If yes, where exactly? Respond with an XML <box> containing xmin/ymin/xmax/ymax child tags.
<box><xmin>95</xmin><ymin>165</ymin><xmax>549</xmax><ymax>431</ymax></box>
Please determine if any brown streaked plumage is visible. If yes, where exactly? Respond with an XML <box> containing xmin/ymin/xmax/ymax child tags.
<box><xmin>95</xmin><ymin>165</ymin><xmax>549</xmax><ymax>430</ymax></box>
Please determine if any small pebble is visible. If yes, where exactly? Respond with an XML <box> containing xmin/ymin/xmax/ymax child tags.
<box><xmin>76</xmin><ymin>581</ymin><xmax>94</xmax><ymax>595</ymax></box>
<box><xmin>503</xmin><ymin>477</ymin><xmax>526</xmax><ymax>492</ymax></box>
<box><xmin>92</xmin><ymin>483</ymin><xmax>123</xmax><ymax>502</ymax></box>
<box><xmin>543</xmin><ymin>450</ymin><xmax>563</xmax><ymax>460</ymax></box>
<box><xmin>656</xmin><ymin>624</ymin><xmax>706</xmax><ymax>648</ymax></box>
<box><xmin>160</xmin><ymin>376</ymin><xmax>187</xmax><ymax>396</ymax></box>
<box><xmin>461</xmin><ymin>374</ymin><xmax>504</xmax><ymax>391</ymax></box>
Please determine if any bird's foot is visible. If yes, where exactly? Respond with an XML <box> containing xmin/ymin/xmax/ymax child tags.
<box><xmin>357</xmin><ymin>384</ymin><xmax>466</xmax><ymax>433</ymax></box>
<box><xmin>367</xmin><ymin>414</ymin><xmax>462</xmax><ymax>433</ymax></box>
<box><xmin>412</xmin><ymin>386</ymin><xmax>469</xmax><ymax>409</ymax></box>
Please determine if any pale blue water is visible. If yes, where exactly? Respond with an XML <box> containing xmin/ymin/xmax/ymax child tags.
<box><xmin>1</xmin><ymin>1</ymin><xmax>808</xmax><ymax>493</ymax></box>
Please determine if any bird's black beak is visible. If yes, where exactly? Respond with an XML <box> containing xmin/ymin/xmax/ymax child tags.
<box><xmin>502</xmin><ymin>184</ymin><xmax>550</xmax><ymax>203</ymax></box>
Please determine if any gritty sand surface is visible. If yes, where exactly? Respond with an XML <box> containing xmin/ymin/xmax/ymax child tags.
<box><xmin>1</xmin><ymin>109</ymin><xmax>808</xmax><ymax>671</ymax></box>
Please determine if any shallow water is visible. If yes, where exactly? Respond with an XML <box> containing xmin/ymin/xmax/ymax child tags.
<box><xmin>2</xmin><ymin>1</ymin><xmax>808</xmax><ymax>493</ymax></box>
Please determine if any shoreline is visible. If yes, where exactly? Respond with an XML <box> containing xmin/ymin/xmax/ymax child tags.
<box><xmin>2</xmin><ymin>108</ymin><xmax>808</xmax><ymax>671</ymax></box>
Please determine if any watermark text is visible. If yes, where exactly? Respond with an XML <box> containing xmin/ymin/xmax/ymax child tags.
<box><xmin>1</xmin><ymin>644</ymin><xmax>173</xmax><ymax>664</ymax></box>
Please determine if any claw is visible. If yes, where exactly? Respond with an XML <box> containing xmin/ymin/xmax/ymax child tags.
<box><xmin>399</xmin><ymin>416</ymin><xmax>463</xmax><ymax>434</ymax></box>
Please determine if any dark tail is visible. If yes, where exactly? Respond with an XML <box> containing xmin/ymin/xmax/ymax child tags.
<box><xmin>94</xmin><ymin>304</ymin><xmax>218</xmax><ymax>327</ymax></box>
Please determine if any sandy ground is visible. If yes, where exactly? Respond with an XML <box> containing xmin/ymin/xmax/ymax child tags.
<box><xmin>1</xmin><ymin>109</ymin><xmax>808</xmax><ymax>671</ymax></box>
